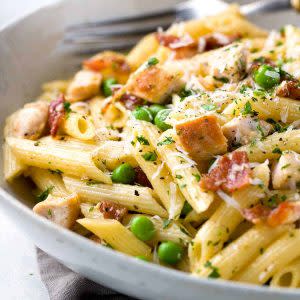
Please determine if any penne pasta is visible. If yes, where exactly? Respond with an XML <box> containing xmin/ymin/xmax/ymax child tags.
<box><xmin>234</xmin><ymin>229</ymin><xmax>300</xmax><ymax>284</ymax></box>
<box><xmin>195</xmin><ymin>224</ymin><xmax>290</xmax><ymax>280</ymax></box>
<box><xmin>189</xmin><ymin>163</ymin><xmax>270</xmax><ymax>271</ymax></box>
<box><xmin>271</xmin><ymin>258</ymin><xmax>300</xmax><ymax>288</ymax></box>
<box><xmin>63</xmin><ymin>113</ymin><xmax>95</xmax><ymax>140</ymax></box>
<box><xmin>7</xmin><ymin>137</ymin><xmax>111</xmax><ymax>184</ymax></box>
<box><xmin>77</xmin><ymin>218</ymin><xmax>152</xmax><ymax>258</ymax></box>
<box><xmin>237</xmin><ymin>129</ymin><xmax>300</xmax><ymax>163</ymax></box>
<box><xmin>63</xmin><ymin>175</ymin><xmax>168</xmax><ymax>218</ymax></box>
<box><xmin>129</xmin><ymin>121</ymin><xmax>185</xmax><ymax>219</ymax></box>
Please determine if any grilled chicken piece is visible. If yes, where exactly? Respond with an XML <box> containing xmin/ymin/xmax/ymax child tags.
<box><xmin>272</xmin><ymin>151</ymin><xmax>300</xmax><ymax>190</ymax></box>
<box><xmin>176</xmin><ymin>115</ymin><xmax>227</xmax><ymax>161</ymax></box>
<box><xmin>10</xmin><ymin>101</ymin><xmax>49</xmax><ymax>140</ymax></box>
<box><xmin>222</xmin><ymin>116</ymin><xmax>273</xmax><ymax>146</ymax></box>
<box><xmin>125</xmin><ymin>65</ymin><xmax>183</xmax><ymax>104</ymax></box>
<box><xmin>209</xmin><ymin>43</ymin><xmax>247</xmax><ymax>83</ymax></box>
<box><xmin>33</xmin><ymin>194</ymin><xmax>80</xmax><ymax>228</ymax></box>
<box><xmin>66</xmin><ymin>70</ymin><xmax>102</xmax><ymax>102</ymax></box>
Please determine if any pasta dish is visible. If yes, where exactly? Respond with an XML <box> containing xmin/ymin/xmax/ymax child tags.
<box><xmin>4</xmin><ymin>5</ymin><xmax>300</xmax><ymax>288</ymax></box>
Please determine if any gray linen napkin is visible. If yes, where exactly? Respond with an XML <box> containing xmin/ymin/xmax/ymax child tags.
<box><xmin>36</xmin><ymin>248</ymin><xmax>137</xmax><ymax>300</ymax></box>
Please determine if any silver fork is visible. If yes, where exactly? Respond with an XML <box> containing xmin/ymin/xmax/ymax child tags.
<box><xmin>63</xmin><ymin>0</ymin><xmax>292</xmax><ymax>54</ymax></box>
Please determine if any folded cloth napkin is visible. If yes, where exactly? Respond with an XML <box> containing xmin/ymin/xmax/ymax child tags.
<box><xmin>36</xmin><ymin>248</ymin><xmax>137</xmax><ymax>300</ymax></box>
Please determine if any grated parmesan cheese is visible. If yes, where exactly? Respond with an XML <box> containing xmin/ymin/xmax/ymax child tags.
<box><xmin>152</xmin><ymin>161</ymin><xmax>165</xmax><ymax>180</ymax></box>
<box><xmin>169</xmin><ymin>182</ymin><xmax>179</xmax><ymax>219</ymax></box>
<box><xmin>217</xmin><ymin>190</ymin><xmax>242</xmax><ymax>212</ymax></box>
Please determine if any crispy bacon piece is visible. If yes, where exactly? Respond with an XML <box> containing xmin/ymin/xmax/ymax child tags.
<box><xmin>243</xmin><ymin>201</ymin><xmax>300</xmax><ymax>227</ymax></box>
<box><xmin>276</xmin><ymin>80</ymin><xmax>300</xmax><ymax>100</ymax></box>
<box><xmin>119</xmin><ymin>93</ymin><xmax>146</xmax><ymax>111</ymax></box>
<box><xmin>156</xmin><ymin>33</ymin><xmax>198</xmax><ymax>59</ymax></box>
<box><xmin>99</xmin><ymin>201</ymin><xmax>128</xmax><ymax>222</ymax></box>
<box><xmin>200</xmin><ymin>151</ymin><xmax>251</xmax><ymax>192</ymax></box>
<box><xmin>48</xmin><ymin>95</ymin><xmax>66</xmax><ymax>137</ymax></box>
<box><xmin>84</xmin><ymin>54</ymin><xmax>130</xmax><ymax>74</ymax></box>
<box><xmin>156</xmin><ymin>32</ymin><xmax>239</xmax><ymax>59</ymax></box>
<box><xmin>242</xmin><ymin>204</ymin><xmax>271</xmax><ymax>224</ymax></box>
<box><xmin>199</xmin><ymin>32</ymin><xmax>240</xmax><ymax>51</ymax></box>
<box><xmin>134</xmin><ymin>167</ymin><xmax>152</xmax><ymax>188</ymax></box>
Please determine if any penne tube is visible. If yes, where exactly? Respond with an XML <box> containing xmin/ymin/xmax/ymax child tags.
<box><xmin>142</xmin><ymin>124</ymin><xmax>214</xmax><ymax>213</ymax></box>
<box><xmin>7</xmin><ymin>137</ymin><xmax>111</xmax><ymax>184</ymax></box>
<box><xmin>237</xmin><ymin>129</ymin><xmax>300</xmax><ymax>163</ymax></box>
<box><xmin>3</xmin><ymin>142</ymin><xmax>27</xmax><ymax>182</ymax></box>
<box><xmin>63</xmin><ymin>175</ymin><xmax>168</xmax><ymax>218</ymax></box>
<box><xmin>271</xmin><ymin>258</ymin><xmax>300</xmax><ymax>288</ymax></box>
<box><xmin>62</xmin><ymin>113</ymin><xmax>95</xmax><ymax>141</ymax></box>
<box><xmin>234</xmin><ymin>229</ymin><xmax>300</xmax><ymax>284</ymax></box>
<box><xmin>77</xmin><ymin>218</ymin><xmax>152</xmax><ymax>258</ymax></box>
<box><xmin>129</xmin><ymin>121</ymin><xmax>185</xmax><ymax>219</ymax></box>
<box><xmin>189</xmin><ymin>163</ymin><xmax>270</xmax><ymax>272</ymax></box>
<box><xmin>123</xmin><ymin>214</ymin><xmax>192</xmax><ymax>246</ymax></box>
<box><xmin>195</xmin><ymin>224</ymin><xmax>290</xmax><ymax>280</ymax></box>
<box><xmin>91</xmin><ymin>141</ymin><xmax>138</xmax><ymax>170</ymax></box>
<box><xmin>223</xmin><ymin>96</ymin><xmax>300</xmax><ymax>123</ymax></box>
<box><xmin>29</xmin><ymin>167</ymin><xmax>68</xmax><ymax>197</ymax></box>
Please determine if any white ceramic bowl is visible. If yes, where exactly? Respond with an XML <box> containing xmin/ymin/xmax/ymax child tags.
<box><xmin>1</xmin><ymin>1</ymin><xmax>300</xmax><ymax>299</ymax></box>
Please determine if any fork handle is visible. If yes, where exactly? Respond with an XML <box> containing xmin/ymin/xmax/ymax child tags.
<box><xmin>241</xmin><ymin>0</ymin><xmax>291</xmax><ymax>15</ymax></box>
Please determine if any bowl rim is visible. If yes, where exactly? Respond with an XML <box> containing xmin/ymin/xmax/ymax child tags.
<box><xmin>1</xmin><ymin>0</ymin><xmax>300</xmax><ymax>296</ymax></box>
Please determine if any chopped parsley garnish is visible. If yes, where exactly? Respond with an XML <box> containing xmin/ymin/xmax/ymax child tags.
<box><xmin>37</xmin><ymin>186</ymin><xmax>54</xmax><ymax>202</ymax></box>
<box><xmin>34</xmin><ymin>141</ymin><xmax>41</xmax><ymax>146</ymax></box>
<box><xmin>239</xmin><ymin>85</ymin><xmax>249</xmax><ymax>94</ymax></box>
<box><xmin>157</xmin><ymin>136</ymin><xmax>175</xmax><ymax>146</ymax></box>
<box><xmin>49</xmin><ymin>169</ymin><xmax>63</xmax><ymax>175</ymax></box>
<box><xmin>89</xmin><ymin>206</ymin><xmax>94</xmax><ymax>212</ymax></box>
<box><xmin>241</xmin><ymin>101</ymin><xmax>255</xmax><ymax>116</ymax></box>
<box><xmin>256</xmin><ymin>124</ymin><xmax>265</xmax><ymax>139</ymax></box>
<box><xmin>142</xmin><ymin>151</ymin><xmax>157</xmax><ymax>161</ymax></box>
<box><xmin>272</xmin><ymin>147</ymin><xmax>282</xmax><ymax>154</ymax></box>
<box><xmin>192</xmin><ymin>173</ymin><xmax>201</xmax><ymax>182</ymax></box>
<box><xmin>175</xmin><ymin>174</ymin><xmax>183</xmax><ymax>179</ymax></box>
<box><xmin>63</xmin><ymin>101</ymin><xmax>72</xmax><ymax>118</ymax></box>
<box><xmin>281</xmin><ymin>163</ymin><xmax>290</xmax><ymax>169</ymax></box>
<box><xmin>266</xmin><ymin>118</ymin><xmax>288</xmax><ymax>133</ymax></box>
<box><xmin>204</xmin><ymin>261</ymin><xmax>220</xmax><ymax>278</ymax></box>
<box><xmin>213</xmin><ymin>76</ymin><xmax>229</xmax><ymax>83</ymax></box>
<box><xmin>137</xmin><ymin>136</ymin><xmax>150</xmax><ymax>145</ymax></box>
<box><xmin>47</xmin><ymin>209</ymin><xmax>52</xmax><ymax>217</ymax></box>
<box><xmin>265</xmin><ymin>193</ymin><xmax>287</xmax><ymax>208</ymax></box>
<box><xmin>147</xmin><ymin>57</ymin><xmax>159</xmax><ymax>67</ymax></box>
<box><xmin>179</xmin><ymin>87</ymin><xmax>193</xmax><ymax>101</ymax></box>
<box><xmin>201</xmin><ymin>104</ymin><xmax>217</xmax><ymax>111</ymax></box>
<box><xmin>163</xmin><ymin>219</ymin><xmax>172</xmax><ymax>229</ymax></box>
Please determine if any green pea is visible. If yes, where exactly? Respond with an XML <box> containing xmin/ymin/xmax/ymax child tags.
<box><xmin>102</xmin><ymin>78</ymin><xmax>117</xmax><ymax>97</ymax></box>
<box><xmin>158</xmin><ymin>241</ymin><xmax>183</xmax><ymax>265</ymax></box>
<box><xmin>111</xmin><ymin>163</ymin><xmax>136</xmax><ymax>184</ymax></box>
<box><xmin>149</xmin><ymin>104</ymin><xmax>165</xmax><ymax>118</ymax></box>
<box><xmin>154</xmin><ymin>109</ymin><xmax>172</xmax><ymax>131</ymax></box>
<box><xmin>181</xmin><ymin>201</ymin><xmax>193</xmax><ymax>217</ymax></box>
<box><xmin>136</xmin><ymin>255</ymin><xmax>150</xmax><ymax>262</ymax></box>
<box><xmin>132</xmin><ymin>106</ymin><xmax>153</xmax><ymax>122</ymax></box>
<box><xmin>131</xmin><ymin>216</ymin><xmax>156</xmax><ymax>241</ymax></box>
<box><xmin>253</xmin><ymin>65</ymin><xmax>280</xmax><ymax>89</ymax></box>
